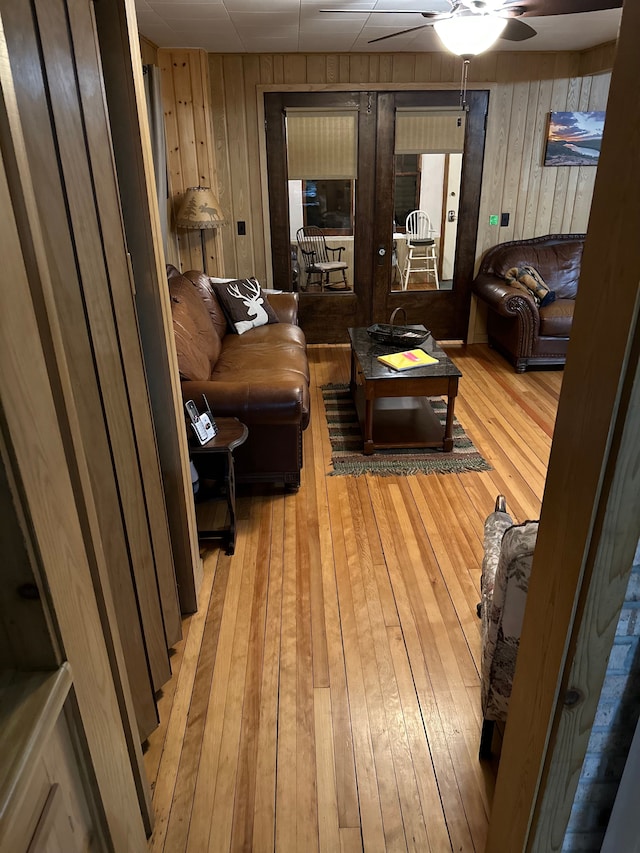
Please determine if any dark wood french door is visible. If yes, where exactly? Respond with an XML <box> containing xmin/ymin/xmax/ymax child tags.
<box><xmin>265</xmin><ymin>89</ymin><xmax>489</xmax><ymax>343</ymax></box>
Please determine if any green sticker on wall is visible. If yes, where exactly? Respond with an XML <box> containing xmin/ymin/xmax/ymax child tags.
<box><xmin>489</xmin><ymin>214</ymin><xmax>499</xmax><ymax>226</ymax></box>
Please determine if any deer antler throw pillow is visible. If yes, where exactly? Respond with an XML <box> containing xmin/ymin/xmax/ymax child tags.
<box><xmin>210</xmin><ymin>278</ymin><xmax>279</xmax><ymax>335</ymax></box>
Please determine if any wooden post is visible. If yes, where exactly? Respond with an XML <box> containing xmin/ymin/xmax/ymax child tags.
<box><xmin>486</xmin><ymin>3</ymin><xmax>640</xmax><ymax>849</ymax></box>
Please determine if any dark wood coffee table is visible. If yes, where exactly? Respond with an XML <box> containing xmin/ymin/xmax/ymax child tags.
<box><xmin>348</xmin><ymin>326</ymin><xmax>462</xmax><ymax>455</ymax></box>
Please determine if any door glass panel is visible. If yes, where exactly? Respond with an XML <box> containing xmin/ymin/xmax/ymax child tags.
<box><xmin>391</xmin><ymin>151</ymin><xmax>462</xmax><ymax>293</ymax></box>
<box><xmin>392</xmin><ymin>108</ymin><xmax>465</xmax><ymax>294</ymax></box>
<box><xmin>288</xmin><ymin>179</ymin><xmax>355</xmax><ymax>292</ymax></box>
<box><xmin>286</xmin><ymin>108</ymin><xmax>356</xmax><ymax>293</ymax></box>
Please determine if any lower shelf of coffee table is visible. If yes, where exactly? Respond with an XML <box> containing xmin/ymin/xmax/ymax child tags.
<box><xmin>353</xmin><ymin>389</ymin><xmax>446</xmax><ymax>452</ymax></box>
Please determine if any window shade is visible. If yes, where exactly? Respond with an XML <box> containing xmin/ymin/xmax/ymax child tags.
<box><xmin>395</xmin><ymin>109</ymin><xmax>466</xmax><ymax>154</ymax></box>
<box><xmin>286</xmin><ymin>109</ymin><xmax>358</xmax><ymax>180</ymax></box>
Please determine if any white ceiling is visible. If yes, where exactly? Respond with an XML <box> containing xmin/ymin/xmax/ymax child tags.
<box><xmin>134</xmin><ymin>0</ymin><xmax>621</xmax><ymax>54</ymax></box>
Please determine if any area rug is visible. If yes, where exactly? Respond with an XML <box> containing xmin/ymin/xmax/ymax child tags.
<box><xmin>321</xmin><ymin>383</ymin><xmax>491</xmax><ymax>477</ymax></box>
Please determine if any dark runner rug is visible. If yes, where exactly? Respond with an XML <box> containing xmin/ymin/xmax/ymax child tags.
<box><xmin>321</xmin><ymin>383</ymin><xmax>491</xmax><ymax>477</ymax></box>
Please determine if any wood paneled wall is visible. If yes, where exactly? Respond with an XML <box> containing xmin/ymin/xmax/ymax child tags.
<box><xmin>140</xmin><ymin>35</ymin><xmax>157</xmax><ymax>66</ymax></box>
<box><xmin>578</xmin><ymin>40</ymin><xmax>617</xmax><ymax>76</ymax></box>
<box><xmin>153</xmin><ymin>44</ymin><xmax>612</xmax><ymax>333</ymax></box>
<box><xmin>158</xmin><ymin>48</ymin><xmax>225</xmax><ymax>275</ymax></box>
<box><xmin>197</xmin><ymin>49</ymin><xmax>611</xmax><ymax>339</ymax></box>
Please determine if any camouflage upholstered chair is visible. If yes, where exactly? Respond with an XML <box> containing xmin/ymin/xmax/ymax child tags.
<box><xmin>478</xmin><ymin>496</ymin><xmax>538</xmax><ymax>759</ymax></box>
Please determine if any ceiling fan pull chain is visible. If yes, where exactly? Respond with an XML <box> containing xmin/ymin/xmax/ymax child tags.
<box><xmin>459</xmin><ymin>57</ymin><xmax>470</xmax><ymax>109</ymax></box>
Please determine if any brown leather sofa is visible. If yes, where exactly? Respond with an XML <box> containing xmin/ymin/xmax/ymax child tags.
<box><xmin>472</xmin><ymin>233</ymin><xmax>585</xmax><ymax>372</ymax></box>
<box><xmin>167</xmin><ymin>265</ymin><xmax>310</xmax><ymax>489</ymax></box>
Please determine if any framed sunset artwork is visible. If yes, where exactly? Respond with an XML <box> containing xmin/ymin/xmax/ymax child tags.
<box><xmin>544</xmin><ymin>111</ymin><xmax>606</xmax><ymax>166</ymax></box>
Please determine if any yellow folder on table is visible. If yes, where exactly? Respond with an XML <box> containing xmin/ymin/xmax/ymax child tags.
<box><xmin>376</xmin><ymin>348</ymin><xmax>438</xmax><ymax>371</ymax></box>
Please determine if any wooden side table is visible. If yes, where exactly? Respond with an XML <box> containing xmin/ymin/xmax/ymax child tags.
<box><xmin>189</xmin><ymin>417</ymin><xmax>248</xmax><ymax>555</ymax></box>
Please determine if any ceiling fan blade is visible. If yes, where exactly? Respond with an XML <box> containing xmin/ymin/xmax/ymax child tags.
<box><xmin>501</xmin><ymin>17</ymin><xmax>537</xmax><ymax>41</ymax></box>
<box><xmin>507</xmin><ymin>0</ymin><xmax>621</xmax><ymax>17</ymax></box>
<box><xmin>497</xmin><ymin>5</ymin><xmax>527</xmax><ymax>17</ymax></box>
<box><xmin>320</xmin><ymin>8</ymin><xmax>444</xmax><ymax>14</ymax></box>
<box><xmin>322</xmin><ymin>1</ymin><xmax>622</xmax><ymax>16</ymax></box>
<box><xmin>368</xmin><ymin>25</ymin><xmax>430</xmax><ymax>44</ymax></box>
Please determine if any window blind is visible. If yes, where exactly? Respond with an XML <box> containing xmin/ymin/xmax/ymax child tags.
<box><xmin>286</xmin><ymin>108</ymin><xmax>358</xmax><ymax>180</ymax></box>
<box><xmin>395</xmin><ymin>108</ymin><xmax>466</xmax><ymax>155</ymax></box>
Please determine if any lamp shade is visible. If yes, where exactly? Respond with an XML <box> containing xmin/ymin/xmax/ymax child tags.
<box><xmin>176</xmin><ymin>186</ymin><xmax>226</xmax><ymax>229</ymax></box>
<box><xmin>433</xmin><ymin>14</ymin><xmax>507</xmax><ymax>56</ymax></box>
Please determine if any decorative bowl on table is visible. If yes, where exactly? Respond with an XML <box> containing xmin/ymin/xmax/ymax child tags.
<box><xmin>366</xmin><ymin>308</ymin><xmax>429</xmax><ymax>346</ymax></box>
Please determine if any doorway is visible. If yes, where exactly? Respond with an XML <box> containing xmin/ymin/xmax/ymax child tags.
<box><xmin>265</xmin><ymin>89</ymin><xmax>488</xmax><ymax>343</ymax></box>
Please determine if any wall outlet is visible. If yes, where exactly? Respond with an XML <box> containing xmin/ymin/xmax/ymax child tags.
<box><xmin>489</xmin><ymin>214</ymin><xmax>499</xmax><ymax>226</ymax></box>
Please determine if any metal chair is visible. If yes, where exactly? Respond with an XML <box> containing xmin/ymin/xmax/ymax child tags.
<box><xmin>296</xmin><ymin>226</ymin><xmax>348</xmax><ymax>290</ymax></box>
<box><xmin>402</xmin><ymin>210</ymin><xmax>439</xmax><ymax>290</ymax></box>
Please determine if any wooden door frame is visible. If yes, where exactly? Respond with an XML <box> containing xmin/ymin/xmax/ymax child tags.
<box><xmin>94</xmin><ymin>0</ymin><xmax>202</xmax><ymax>615</ymax></box>
<box><xmin>486</xmin><ymin>2</ymin><xmax>640</xmax><ymax>847</ymax></box>
<box><xmin>261</xmin><ymin>82</ymin><xmax>490</xmax><ymax>343</ymax></box>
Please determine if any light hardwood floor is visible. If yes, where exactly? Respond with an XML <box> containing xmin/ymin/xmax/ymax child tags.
<box><xmin>144</xmin><ymin>343</ymin><xmax>562</xmax><ymax>853</ymax></box>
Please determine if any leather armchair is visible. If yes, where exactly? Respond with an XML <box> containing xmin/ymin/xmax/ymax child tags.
<box><xmin>472</xmin><ymin>234</ymin><xmax>585</xmax><ymax>372</ymax></box>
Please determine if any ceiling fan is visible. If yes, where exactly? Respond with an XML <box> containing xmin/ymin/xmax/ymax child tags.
<box><xmin>320</xmin><ymin>0</ymin><xmax>623</xmax><ymax>48</ymax></box>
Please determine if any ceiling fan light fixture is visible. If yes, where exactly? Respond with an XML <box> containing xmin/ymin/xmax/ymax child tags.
<box><xmin>433</xmin><ymin>14</ymin><xmax>508</xmax><ymax>56</ymax></box>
